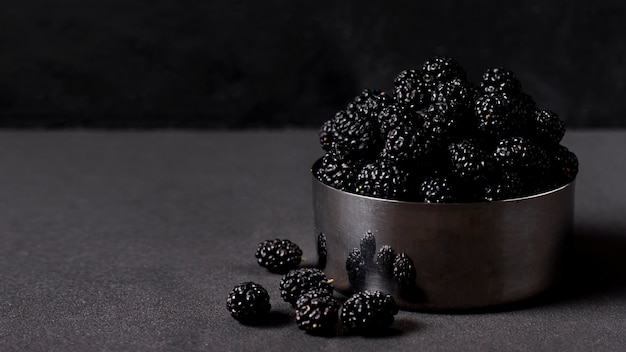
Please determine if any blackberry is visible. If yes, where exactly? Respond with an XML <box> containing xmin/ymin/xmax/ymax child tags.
<box><xmin>430</xmin><ymin>78</ymin><xmax>476</xmax><ymax>116</ymax></box>
<box><xmin>346</xmin><ymin>248</ymin><xmax>367</xmax><ymax>286</ymax></box>
<box><xmin>314</xmin><ymin>150</ymin><xmax>360</xmax><ymax>192</ymax></box>
<box><xmin>422</xmin><ymin>56</ymin><xmax>467</xmax><ymax>89</ymax></box>
<box><xmin>331</xmin><ymin>108</ymin><xmax>380</xmax><ymax>157</ymax></box>
<box><xmin>375</xmin><ymin>245</ymin><xmax>396</xmax><ymax>276</ymax></box>
<box><xmin>340</xmin><ymin>290</ymin><xmax>398</xmax><ymax>334</ymax></box>
<box><xmin>381</xmin><ymin>119</ymin><xmax>424</xmax><ymax>164</ymax></box>
<box><xmin>533</xmin><ymin>109</ymin><xmax>566</xmax><ymax>145</ymax></box>
<box><xmin>319</xmin><ymin>119</ymin><xmax>335</xmax><ymax>151</ymax></box>
<box><xmin>226</xmin><ymin>282</ymin><xmax>271</xmax><ymax>322</ymax></box>
<box><xmin>255</xmin><ymin>239</ymin><xmax>302</xmax><ymax>273</ymax></box>
<box><xmin>359</xmin><ymin>231</ymin><xmax>377</xmax><ymax>265</ymax></box>
<box><xmin>550</xmin><ymin>145</ymin><xmax>579</xmax><ymax>185</ymax></box>
<box><xmin>419</xmin><ymin>176</ymin><xmax>458</xmax><ymax>203</ymax></box>
<box><xmin>280</xmin><ymin>268</ymin><xmax>334</xmax><ymax>307</ymax></box>
<box><xmin>295</xmin><ymin>290</ymin><xmax>340</xmax><ymax>335</ymax></box>
<box><xmin>480</xmin><ymin>67</ymin><xmax>523</xmax><ymax>94</ymax></box>
<box><xmin>418</xmin><ymin>107</ymin><xmax>464</xmax><ymax>151</ymax></box>
<box><xmin>354</xmin><ymin>161</ymin><xmax>412</xmax><ymax>200</ymax></box>
<box><xmin>377</xmin><ymin>103</ymin><xmax>415</xmax><ymax>136</ymax></box>
<box><xmin>474</xmin><ymin>92</ymin><xmax>535</xmax><ymax>137</ymax></box>
<box><xmin>317</xmin><ymin>232</ymin><xmax>327</xmax><ymax>270</ymax></box>
<box><xmin>494</xmin><ymin>136</ymin><xmax>550</xmax><ymax>174</ymax></box>
<box><xmin>447</xmin><ymin>139</ymin><xmax>493</xmax><ymax>185</ymax></box>
<box><xmin>482</xmin><ymin>171</ymin><xmax>526</xmax><ymax>201</ymax></box>
<box><xmin>393</xmin><ymin>253</ymin><xmax>417</xmax><ymax>286</ymax></box>
<box><xmin>350</xmin><ymin>88</ymin><xmax>392</xmax><ymax>120</ymax></box>
<box><xmin>393</xmin><ymin>69</ymin><xmax>429</xmax><ymax>110</ymax></box>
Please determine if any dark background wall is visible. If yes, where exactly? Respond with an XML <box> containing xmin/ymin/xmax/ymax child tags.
<box><xmin>0</xmin><ymin>0</ymin><xmax>624</xmax><ymax>128</ymax></box>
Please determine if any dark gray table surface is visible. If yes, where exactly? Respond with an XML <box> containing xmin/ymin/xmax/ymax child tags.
<box><xmin>1</xmin><ymin>129</ymin><xmax>625</xmax><ymax>351</ymax></box>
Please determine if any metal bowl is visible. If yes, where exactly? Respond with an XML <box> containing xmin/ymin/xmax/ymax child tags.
<box><xmin>312</xmin><ymin>160</ymin><xmax>575</xmax><ymax>311</ymax></box>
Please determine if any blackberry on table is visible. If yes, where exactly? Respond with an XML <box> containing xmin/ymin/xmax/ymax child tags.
<box><xmin>226</xmin><ymin>282</ymin><xmax>271</xmax><ymax>323</ymax></box>
<box><xmin>340</xmin><ymin>290</ymin><xmax>398</xmax><ymax>335</ymax></box>
<box><xmin>295</xmin><ymin>290</ymin><xmax>340</xmax><ymax>335</ymax></box>
<box><xmin>422</xmin><ymin>56</ymin><xmax>467</xmax><ymax>89</ymax></box>
<box><xmin>393</xmin><ymin>253</ymin><xmax>417</xmax><ymax>286</ymax></box>
<box><xmin>376</xmin><ymin>245</ymin><xmax>396</xmax><ymax>276</ymax></box>
<box><xmin>354</xmin><ymin>161</ymin><xmax>412</xmax><ymax>200</ymax></box>
<box><xmin>393</xmin><ymin>69</ymin><xmax>430</xmax><ymax>110</ymax></box>
<box><xmin>480</xmin><ymin>67</ymin><xmax>523</xmax><ymax>94</ymax></box>
<box><xmin>255</xmin><ymin>239</ymin><xmax>302</xmax><ymax>273</ymax></box>
<box><xmin>346</xmin><ymin>248</ymin><xmax>367</xmax><ymax>286</ymax></box>
<box><xmin>533</xmin><ymin>109</ymin><xmax>566</xmax><ymax>145</ymax></box>
<box><xmin>279</xmin><ymin>268</ymin><xmax>334</xmax><ymax>307</ymax></box>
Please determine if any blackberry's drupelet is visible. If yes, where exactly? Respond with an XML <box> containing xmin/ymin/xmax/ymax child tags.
<box><xmin>354</xmin><ymin>161</ymin><xmax>412</xmax><ymax>200</ymax></box>
<box><xmin>393</xmin><ymin>253</ymin><xmax>417</xmax><ymax>286</ymax></box>
<box><xmin>480</xmin><ymin>67</ymin><xmax>523</xmax><ymax>94</ymax></box>
<box><xmin>346</xmin><ymin>248</ymin><xmax>367</xmax><ymax>286</ymax></box>
<box><xmin>279</xmin><ymin>268</ymin><xmax>334</xmax><ymax>307</ymax></box>
<box><xmin>341</xmin><ymin>290</ymin><xmax>398</xmax><ymax>334</ymax></box>
<box><xmin>295</xmin><ymin>290</ymin><xmax>340</xmax><ymax>335</ymax></box>
<box><xmin>226</xmin><ymin>282</ymin><xmax>271</xmax><ymax>322</ymax></box>
<box><xmin>255</xmin><ymin>239</ymin><xmax>302</xmax><ymax>273</ymax></box>
<box><xmin>375</xmin><ymin>245</ymin><xmax>396</xmax><ymax>276</ymax></box>
<box><xmin>533</xmin><ymin>110</ymin><xmax>566</xmax><ymax>145</ymax></box>
<box><xmin>393</xmin><ymin>69</ymin><xmax>429</xmax><ymax>110</ymax></box>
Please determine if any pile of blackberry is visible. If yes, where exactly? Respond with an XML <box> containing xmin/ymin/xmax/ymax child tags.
<box><xmin>316</xmin><ymin>57</ymin><xmax>579</xmax><ymax>202</ymax></box>
<box><xmin>278</xmin><ymin>268</ymin><xmax>397</xmax><ymax>336</ymax></box>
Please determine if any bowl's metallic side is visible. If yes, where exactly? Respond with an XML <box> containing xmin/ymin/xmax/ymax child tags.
<box><xmin>312</xmin><ymin>162</ymin><xmax>575</xmax><ymax>311</ymax></box>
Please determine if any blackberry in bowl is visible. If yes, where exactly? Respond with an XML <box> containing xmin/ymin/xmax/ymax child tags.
<box><xmin>311</xmin><ymin>57</ymin><xmax>578</xmax><ymax>311</ymax></box>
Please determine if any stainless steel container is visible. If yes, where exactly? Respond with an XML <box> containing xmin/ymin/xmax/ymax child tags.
<box><xmin>312</xmin><ymin>161</ymin><xmax>575</xmax><ymax>311</ymax></box>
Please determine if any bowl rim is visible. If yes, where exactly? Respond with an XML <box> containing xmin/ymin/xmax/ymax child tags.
<box><xmin>311</xmin><ymin>158</ymin><xmax>575</xmax><ymax>206</ymax></box>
